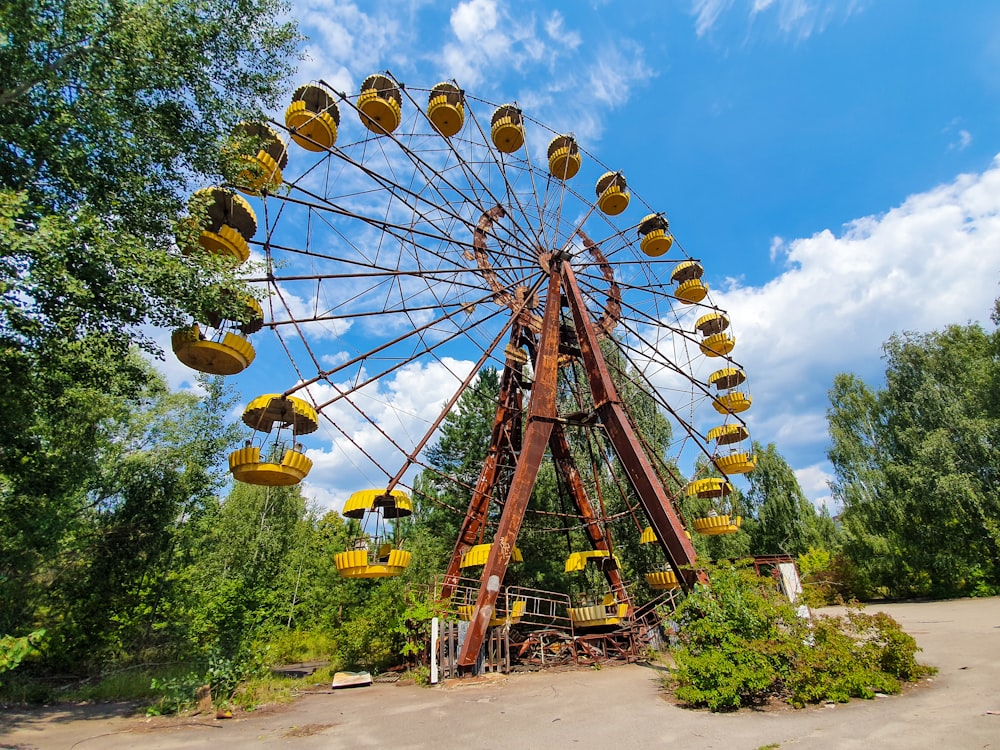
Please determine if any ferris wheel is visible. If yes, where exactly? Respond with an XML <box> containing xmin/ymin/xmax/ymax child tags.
<box><xmin>172</xmin><ymin>73</ymin><xmax>756</xmax><ymax>666</ymax></box>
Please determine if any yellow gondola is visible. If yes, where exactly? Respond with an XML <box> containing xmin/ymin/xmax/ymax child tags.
<box><xmin>713</xmin><ymin>391</ymin><xmax>752</xmax><ymax>414</ymax></box>
<box><xmin>645</xmin><ymin>569</ymin><xmax>680</xmax><ymax>590</ymax></box>
<box><xmin>357</xmin><ymin>74</ymin><xmax>402</xmax><ymax>134</ymax></box>
<box><xmin>286</xmin><ymin>82</ymin><xmax>340</xmax><ymax>151</ymax></box>
<box><xmin>692</xmin><ymin>514</ymin><xmax>742</xmax><ymax>536</ymax></box>
<box><xmin>172</xmin><ymin>325</ymin><xmax>256</xmax><ymax>376</ymax></box>
<box><xmin>685</xmin><ymin>477</ymin><xmax>733</xmax><ymax>498</ymax></box>
<box><xmin>334</xmin><ymin>544</ymin><xmax>413</xmax><ymax>578</ymax></box>
<box><xmin>568</xmin><ymin>594</ymin><xmax>629</xmax><ymax>628</ymax></box>
<box><xmin>490</xmin><ymin>104</ymin><xmax>524</xmax><ymax>153</ymax></box>
<box><xmin>427</xmin><ymin>82</ymin><xmax>465</xmax><ymax>137</ymax></box>
<box><xmin>229</xmin><ymin>395</ymin><xmax>318</xmax><ymax>486</ymax></box>
<box><xmin>595</xmin><ymin>172</ymin><xmax>630</xmax><ymax>215</ymax></box>
<box><xmin>232</xmin><ymin>122</ymin><xmax>287</xmax><ymax>195</ymax></box>
<box><xmin>708</xmin><ymin>367</ymin><xmax>746</xmax><ymax>390</ymax></box>
<box><xmin>694</xmin><ymin>311</ymin><xmax>730</xmax><ymax>336</ymax></box>
<box><xmin>547</xmin><ymin>134</ymin><xmax>581</xmax><ymax>180</ymax></box>
<box><xmin>671</xmin><ymin>260</ymin><xmax>708</xmax><ymax>303</ymax></box>
<box><xmin>187</xmin><ymin>187</ymin><xmax>257</xmax><ymax>263</ymax></box>
<box><xmin>459</xmin><ymin>543</ymin><xmax>524</xmax><ymax>568</ymax></box>
<box><xmin>454</xmin><ymin>542</ymin><xmax>526</xmax><ymax>625</ymax></box>
<box><xmin>564</xmin><ymin>551</ymin><xmax>628</xmax><ymax>628</ymax></box>
<box><xmin>342</xmin><ymin>488</ymin><xmax>413</xmax><ymax>519</ymax></box>
<box><xmin>335</xmin><ymin>488</ymin><xmax>413</xmax><ymax>578</ymax></box>
<box><xmin>638</xmin><ymin>214</ymin><xmax>673</xmax><ymax>257</ymax></box>
<box><xmin>700</xmin><ymin>332</ymin><xmax>736</xmax><ymax>357</ymax></box>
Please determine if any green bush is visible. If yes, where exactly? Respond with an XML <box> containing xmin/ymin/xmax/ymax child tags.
<box><xmin>668</xmin><ymin>561</ymin><xmax>933</xmax><ymax>711</ymax></box>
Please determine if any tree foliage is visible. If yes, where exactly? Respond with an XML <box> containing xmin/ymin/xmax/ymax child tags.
<box><xmin>829</xmin><ymin>321</ymin><xmax>1000</xmax><ymax>597</ymax></box>
<box><xmin>743</xmin><ymin>441</ymin><xmax>837</xmax><ymax>557</ymax></box>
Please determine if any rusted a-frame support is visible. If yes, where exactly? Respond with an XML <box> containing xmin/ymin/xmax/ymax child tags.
<box><xmin>562</xmin><ymin>263</ymin><xmax>704</xmax><ymax>589</ymax></box>
<box><xmin>440</xmin><ymin>356</ymin><xmax>524</xmax><ymax>600</ymax></box>
<box><xmin>457</xmin><ymin>265</ymin><xmax>563</xmax><ymax>668</ymax></box>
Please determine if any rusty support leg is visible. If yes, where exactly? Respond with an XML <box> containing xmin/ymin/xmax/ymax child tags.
<box><xmin>440</xmin><ymin>359</ymin><xmax>524</xmax><ymax>600</ymax></box>
<box><xmin>457</xmin><ymin>266</ymin><xmax>563</xmax><ymax>668</ymax></box>
<box><xmin>549</xmin><ymin>424</ymin><xmax>628</xmax><ymax>605</ymax></box>
<box><xmin>562</xmin><ymin>264</ymin><xmax>705</xmax><ymax>589</ymax></box>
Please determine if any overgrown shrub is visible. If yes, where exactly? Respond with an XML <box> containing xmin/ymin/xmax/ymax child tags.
<box><xmin>668</xmin><ymin>561</ymin><xmax>933</xmax><ymax>711</ymax></box>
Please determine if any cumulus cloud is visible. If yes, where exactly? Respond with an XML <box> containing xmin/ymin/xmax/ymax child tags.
<box><xmin>295</xmin><ymin>356</ymin><xmax>477</xmax><ymax>511</ymax></box>
<box><xmin>710</xmin><ymin>155</ymin><xmax>1000</xmax><ymax>503</ymax></box>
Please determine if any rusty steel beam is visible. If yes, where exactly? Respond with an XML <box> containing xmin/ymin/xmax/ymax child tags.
<box><xmin>457</xmin><ymin>264</ymin><xmax>564</xmax><ymax>668</ymax></box>
<box><xmin>562</xmin><ymin>263</ymin><xmax>705</xmax><ymax>589</ymax></box>
<box><xmin>440</xmin><ymin>359</ymin><xmax>524</xmax><ymax>600</ymax></box>
<box><xmin>548</xmin><ymin>423</ymin><xmax>628</xmax><ymax>605</ymax></box>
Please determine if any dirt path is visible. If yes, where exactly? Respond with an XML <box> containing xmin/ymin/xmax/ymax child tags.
<box><xmin>2</xmin><ymin>598</ymin><xmax>998</xmax><ymax>749</ymax></box>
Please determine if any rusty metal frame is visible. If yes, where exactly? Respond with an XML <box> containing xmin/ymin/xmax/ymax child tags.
<box><xmin>454</xmin><ymin>252</ymin><xmax>705</xmax><ymax>670</ymax></box>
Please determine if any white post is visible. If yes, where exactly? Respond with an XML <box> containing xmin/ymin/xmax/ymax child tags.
<box><xmin>430</xmin><ymin>616</ymin><xmax>439</xmax><ymax>684</ymax></box>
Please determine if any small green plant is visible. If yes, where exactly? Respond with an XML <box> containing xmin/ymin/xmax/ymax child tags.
<box><xmin>667</xmin><ymin>561</ymin><xmax>933</xmax><ymax>711</ymax></box>
<box><xmin>0</xmin><ymin>629</ymin><xmax>45</xmax><ymax>688</ymax></box>
<box><xmin>146</xmin><ymin>672</ymin><xmax>205</xmax><ymax>716</ymax></box>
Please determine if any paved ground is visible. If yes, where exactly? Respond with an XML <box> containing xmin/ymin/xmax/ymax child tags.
<box><xmin>2</xmin><ymin>598</ymin><xmax>998</xmax><ymax>750</ymax></box>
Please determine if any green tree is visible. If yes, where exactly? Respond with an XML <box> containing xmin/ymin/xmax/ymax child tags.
<box><xmin>0</xmin><ymin>0</ymin><xmax>297</xmax><ymax>664</ymax></box>
<box><xmin>743</xmin><ymin>441</ymin><xmax>836</xmax><ymax>557</ymax></box>
<box><xmin>829</xmin><ymin>321</ymin><xmax>1000</xmax><ymax>597</ymax></box>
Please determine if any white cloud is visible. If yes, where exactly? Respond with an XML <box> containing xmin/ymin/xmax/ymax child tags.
<box><xmin>794</xmin><ymin>462</ymin><xmax>834</xmax><ymax>510</ymax></box>
<box><xmin>544</xmin><ymin>11</ymin><xmax>582</xmax><ymax>49</ymax></box>
<box><xmin>294</xmin><ymin>356</ymin><xmax>477</xmax><ymax>511</ymax></box>
<box><xmin>710</xmin><ymin>155</ymin><xmax>1000</xmax><ymax>504</ymax></box>
<box><xmin>692</xmin><ymin>0</ymin><xmax>865</xmax><ymax>40</ymax></box>
<box><xmin>451</xmin><ymin>0</ymin><xmax>499</xmax><ymax>41</ymax></box>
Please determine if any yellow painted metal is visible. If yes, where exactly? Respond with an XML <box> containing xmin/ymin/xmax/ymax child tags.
<box><xmin>286</xmin><ymin>101</ymin><xmax>338</xmax><ymax>151</ymax></box>
<box><xmin>708</xmin><ymin>367</ymin><xmax>746</xmax><ymax>390</ymax></box>
<box><xmin>504</xmin><ymin>343</ymin><xmax>528</xmax><ymax>364</ymax></box>
<box><xmin>675</xmin><ymin>278</ymin><xmax>708</xmax><ymax>304</ymax></box>
<box><xmin>229</xmin><ymin>446</ymin><xmax>313</xmax><ymax>486</ymax></box>
<box><xmin>564</xmin><ymin>549</ymin><xmax>619</xmax><ymax>573</ymax></box>
<box><xmin>700</xmin><ymin>332</ymin><xmax>736</xmax><ymax>357</ymax></box>
<box><xmin>427</xmin><ymin>82</ymin><xmax>465</xmax><ymax>137</ymax></box>
<box><xmin>358</xmin><ymin>75</ymin><xmax>402</xmax><ymax>134</ymax></box>
<box><xmin>232</xmin><ymin>122</ymin><xmax>287</xmax><ymax>195</ymax></box>
<box><xmin>333</xmin><ymin>547</ymin><xmax>413</xmax><ymax>578</ymax></box>
<box><xmin>706</xmin><ymin>423</ymin><xmax>749</xmax><ymax>445</ymax></box>
<box><xmin>568</xmin><ymin>600</ymin><xmax>628</xmax><ymax>628</ymax></box>
<box><xmin>692</xmin><ymin>514</ymin><xmax>742</xmax><ymax>536</ymax></box>
<box><xmin>685</xmin><ymin>477</ymin><xmax>733</xmax><ymax>498</ymax></box>
<box><xmin>286</xmin><ymin>83</ymin><xmax>339</xmax><ymax>150</ymax></box>
<box><xmin>595</xmin><ymin>172</ymin><xmax>630</xmax><ymax>215</ymax></box>
<box><xmin>712</xmin><ymin>391</ymin><xmax>752</xmax><ymax>414</ymax></box>
<box><xmin>190</xmin><ymin>187</ymin><xmax>257</xmax><ymax>240</ymax></box>
<box><xmin>342</xmin><ymin>488</ymin><xmax>413</xmax><ymax>519</ymax></box>
<box><xmin>645</xmin><ymin>570</ymin><xmax>680</xmax><ymax>590</ymax></box>
<box><xmin>695</xmin><ymin>312</ymin><xmax>730</xmax><ymax>335</ymax></box>
<box><xmin>457</xmin><ymin>599</ymin><xmax>526</xmax><ymax>626</ymax></box>
<box><xmin>172</xmin><ymin>326</ymin><xmax>255</xmax><ymax>375</ymax></box>
<box><xmin>459</xmin><ymin>543</ymin><xmax>524</xmax><ymax>568</ymax></box>
<box><xmin>713</xmin><ymin>452</ymin><xmax>757</xmax><ymax>474</ymax></box>
<box><xmin>640</xmin><ymin>229</ymin><xmax>673</xmax><ymax>257</ymax></box>
<box><xmin>547</xmin><ymin>135</ymin><xmax>581</xmax><ymax>179</ymax></box>
<box><xmin>490</xmin><ymin>104</ymin><xmax>524</xmax><ymax>152</ymax></box>
<box><xmin>670</xmin><ymin>259</ymin><xmax>703</xmax><ymax>284</ymax></box>
<box><xmin>242</xmin><ymin>394</ymin><xmax>319</xmax><ymax>434</ymax></box>
<box><xmin>236</xmin><ymin>150</ymin><xmax>283</xmax><ymax>195</ymax></box>
<box><xmin>198</xmin><ymin>224</ymin><xmax>250</xmax><ymax>263</ymax></box>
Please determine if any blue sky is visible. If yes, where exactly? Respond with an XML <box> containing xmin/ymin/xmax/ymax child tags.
<box><xmin>159</xmin><ymin>0</ymin><xmax>1000</xmax><ymax>512</ymax></box>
